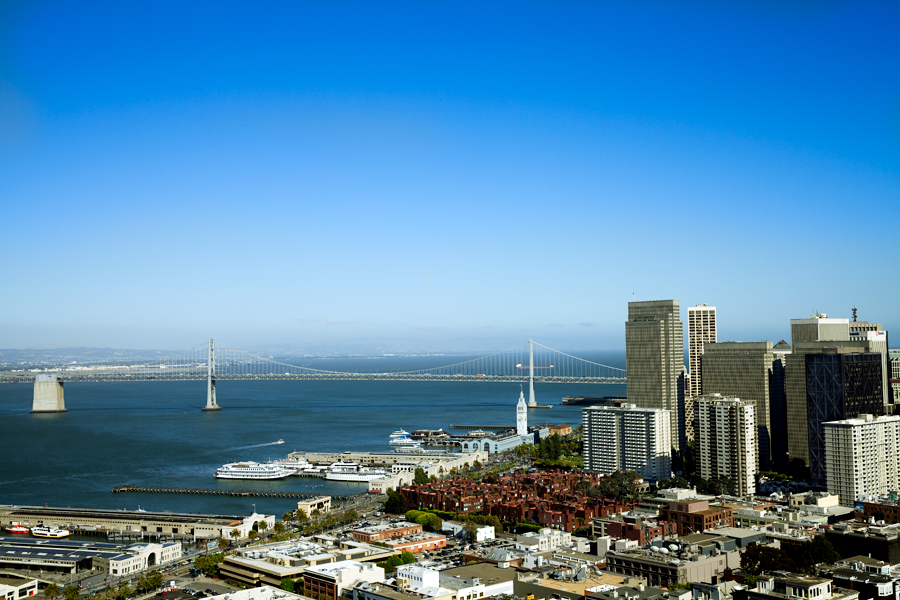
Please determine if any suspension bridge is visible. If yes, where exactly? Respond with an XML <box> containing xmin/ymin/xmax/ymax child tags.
<box><xmin>8</xmin><ymin>339</ymin><xmax>626</xmax><ymax>412</ymax></box>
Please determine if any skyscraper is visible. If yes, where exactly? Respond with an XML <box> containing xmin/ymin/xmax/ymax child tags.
<box><xmin>688</xmin><ymin>304</ymin><xmax>717</xmax><ymax>398</ymax></box>
<box><xmin>626</xmin><ymin>300</ymin><xmax>684</xmax><ymax>450</ymax></box>
<box><xmin>696</xmin><ymin>394</ymin><xmax>757</xmax><ymax>496</ymax></box>
<box><xmin>582</xmin><ymin>404</ymin><xmax>672</xmax><ymax>482</ymax></box>
<box><xmin>805</xmin><ymin>349</ymin><xmax>884</xmax><ymax>486</ymax></box>
<box><xmin>700</xmin><ymin>341</ymin><xmax>778</xmax><ymax>466</ymax></box>
<box><xmin>785</xmin><ymin>314</ymin><xmax>884</xmax><ymax>463</ymax></box>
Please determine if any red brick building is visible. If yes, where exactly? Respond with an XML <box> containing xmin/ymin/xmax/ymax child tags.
<box><xmin>398</xmin><ymin>472</ymin><xmax>635</xmax><ymax>532</ymax></box>
<box><xmin>658</xmin><ymin>498</ymin><xmax>732</xmax><ymax>536</ymax></box>
<box><xmin>385</xmin><ymin>533</ymin><xmax>447</xmax><ymax>553</ymax></box>
<box><xmin>349</xmin><ymin>522</ymin><xmax>422</xmax><ymax>542</ymax></box>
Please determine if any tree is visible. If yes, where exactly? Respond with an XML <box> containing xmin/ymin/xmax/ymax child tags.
<box><xmin>45</xmin><ymin>584</ymin><xmax>62</xmax><ymax>600</ymax></box>
<box><xmin>428</xmin><ymin>514</ymin><xmax>442</xmax><ymax>532</ymax></box>
<box><xmin>311</xmin><ymin>508</ymin><xmax>322</xmax><ymax>519</ymax></box>
<box><xmin>230</xmin><ymin>528</ymin><xmax>242</xmax><ymax>542</ymax></box>
<box><xmin>248</xmin><ymin>530</ymin><xmax>258</xmax><ymax>539</ymax></box>
<box><xmin>282</xmin><ymin>512</ymin><xmax>294</xmax><ymax>522</ymax></box>
<box><xmin>280</xmin><ymin>579</ymin><xmax>295</xmax><ymax>593</ymax></box>
<box><xmin>413</xmin><ymin>467</ymin><xmax>430</xmax><ymax>485</ymax></box>
<box><xmin>116</xmin><ymin>583</ymin><xmax>131</xmax><ymax>599</ymax></box>
<box><xmin>273</xmin><ymin>521</ymin><xmax>285</xmax><ymax>534</ymax></box>
<box><xmin>384</xmin><ymin>490</ymin><xmax>407</xmax><ymax>514</ymax></box>
<box><xmin>63</xmin><ymin>586</ymin><xmax>80</xmax><ymax>600</ymax></box>
<box><xmin>135</xmin><ymin>576</ymin><xmax>150</xmax><ymax>593</ymax></box>
<box><xmin>295</xmin><ymin>508</ymin><xmax>308</xmax><ymax>523</ymax></box>
<box><xmin>146</xmin><ymin>571</ymin><xmax>163</xmax><ymax>589</ymax></box>
<box><xmin>258</xmin><ymin>521</ymin><xmax>269</xmax><ymax>534</ymax></box>
<box><xmin>344</xmin><ymin>509</ymin><xmax>359</xmax><ymax>522</ymax></box>
<box><xmin>472</xmin><ymin>459</ymin><xmax>483</xmax><ymax>470</ymax></box>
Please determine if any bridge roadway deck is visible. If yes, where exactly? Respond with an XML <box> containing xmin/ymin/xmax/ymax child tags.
<box><xmin>1</xmin><ymin>373</ymin><xmax>625</xmax><ymax>384</ymax></box>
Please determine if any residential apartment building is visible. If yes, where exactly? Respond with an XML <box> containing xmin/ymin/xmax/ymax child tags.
<box><xmin>583</xmin><ymin>404</ymin><xmax>672</xmax><ymax>482</ymax></box>
<box><xmin>688</xmin><ymin>304</ymin><xmax>717</xmax><ymax>399</ymax></box>
<box><xmin>696</xmin><ymin>395</ymin><xmax>757</xmax><ymax>496</ymax></box>
<box><xmin>700</xmin><ymin>341</ymin><xmax>782</xmax><ymax>465</ymax></box>
<box><xmin>824</xmin><ymin>414</ymin><xmax>900</xmax><ymax>506</ymax></box>
<box><xmin>626</xmin><ymin>300</ymin><xmax>685</xmax><ymax>450</ymax></box>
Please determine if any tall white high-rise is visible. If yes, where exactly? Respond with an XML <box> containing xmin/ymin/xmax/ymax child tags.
<box><xmin>688</xmin><ymin>304</ymin><xmax>717</xmax><ymax>398</ymax></box>
<box><xmin>516</xmin><ymin>387</ymin><xmax>528</xmax><ymax>436</ymax></box>
<box><xmin>582</xmin><ymin>404</ymin><xmax>672</xmax><ymax>482</ymax></box>
<box><xmin>696</xmin><ymin>394</ymin><xmax>757</xmax><ymax>496</ymax></box>
<box><xmin>825</xmin><ymin>414</ymin><xmax>900</xmax><ymax>506</ymax></box>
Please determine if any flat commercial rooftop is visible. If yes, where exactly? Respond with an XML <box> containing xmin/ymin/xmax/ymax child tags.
<box><xmin>0</xmin><ymin>536</ymin><xmax>123</xmax><ymax>551</ymax></box>
<box><xmin>0</xmin><ymin>505</ymin><xmax>241</xmax><ymax>525</ymax></box>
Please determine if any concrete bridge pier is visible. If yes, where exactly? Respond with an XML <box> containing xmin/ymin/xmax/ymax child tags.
<box><xmin>31</xmin><ymin>374</ymin><xmax>67</xmax><ymax>413</ymax></box>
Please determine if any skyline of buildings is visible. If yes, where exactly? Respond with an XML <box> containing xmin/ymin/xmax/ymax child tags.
<box><xmin>619</xmin><ymin>297</ymin><xmax>896</xmax><ymax>505</ymax></box>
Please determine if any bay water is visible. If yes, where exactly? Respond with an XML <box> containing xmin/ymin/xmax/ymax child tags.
<box><xmin>0</xmin><ymin>354</ymin><xmax>625</xmax><ymax>519</ymax></box>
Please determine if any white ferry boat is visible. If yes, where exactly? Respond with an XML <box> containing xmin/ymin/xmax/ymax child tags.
<box><xmin>215</xmin><ymin>461</ymin><xmax>293</xmax><ymax>480</ymax></box>
<box><xmin>31</xmin><ymin>524</ymin><xmax>70</xmax><ymax>539</ymax></box>
<box><xmin>269</xmin><ymin>457</ymin><xmax>315</xmax><ymax>474</ymax></box>
<box><xmin>388</xmin><ymin>429</ymin><xmax>421</xmax><ymax>447</ymax></box>
<box><xmin>324</xmin><ymin>461</ymin><xmax>387</xmax><ymax>482</ymax></box>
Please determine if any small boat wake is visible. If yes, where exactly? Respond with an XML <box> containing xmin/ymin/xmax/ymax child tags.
<box><xmin>230</xmin><ymin>440</ymin><xmax>285</xmax><ymax>451</ymax></box>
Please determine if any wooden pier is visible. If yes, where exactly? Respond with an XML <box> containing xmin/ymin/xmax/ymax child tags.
<box><xmin>111</xmin><ymin>485</ymin><xmax>352</xmax><ymax>500</ymax></box>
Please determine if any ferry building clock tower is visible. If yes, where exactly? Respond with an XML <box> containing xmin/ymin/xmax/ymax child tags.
<box><xmin>517</xmin><ymin>387</ymin><xmax>528</xmax><ymax>436</ymax></box>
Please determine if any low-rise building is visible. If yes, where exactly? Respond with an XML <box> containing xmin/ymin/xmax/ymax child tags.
<box><xmin>593</xmin><ymin>513</ymin><xmax>677</xmax><ymax>544</ymax></box>
<box><xmin>825</xmin><ymin>523</ymin><xmax>900</xmax><ymax>565</ymax></box>
<box><xmin>514</xmin><ymin>528</ymin><xmax>572</xmax><ymax>553</ymax></box>
<box><xmin>0</xmin><ymin>537</ymin><xmax>181</xmax><ymax>576</ymax></box>
<box><xmin>605</xmin><ymin>543</ymin><xmax>740</xmax><ymax>588</ymax></box>
<box><xmin>588</xmin><ymin>583</ymin><xmax>692</xmax><ymax>600</ymax></box>
<box><xmin>298</xmin><ymin>497</ymin><xmax>332</xmax><ymax>516</ymax></box>
<box><xmin>219</xmin><ymin>539</ymin><xmax>396</xmax><ymax>588</ymax></box>
<box><xmin>302</xmin><ymin>561</ymin><xmax>385</xmax><ymax>600</ymax></box>
<box><xmin>350</xmin><ymin>522</ymin><xmax>422</xmax><ymax>543</ymax></box>
<box><xmin>821</xmin><ymin>556</ymin><xmax>900</xmax><ymax>600</ymax></box>
<box><xmin>734</xmin><ymin>574</ymin><xmax>859</xmax><ymax>600</ymax></box>
<box><xmin>383</xmin><ymin>533</ymin><xmax>446</xmax><ymax>554</ymax></box>
<box><xmin>659</xmin><ymin>498</ymin><xmax>732</xmax><ymax>536</ymax></box>
<box><xmin>0</xmin><ymin>577</ymin><xmax>37</xmax><ymax>600</ymax></box>
<box><xmin>220</xmin><ymin>513</ymin><xmax>277</xmax><ymax>539</ymax></box>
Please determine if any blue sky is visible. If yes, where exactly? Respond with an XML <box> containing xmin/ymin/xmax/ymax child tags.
<box><xmin>1</xmin><ymin>1</ymin><xmax>898</xmax><ymax>353</ymax></box>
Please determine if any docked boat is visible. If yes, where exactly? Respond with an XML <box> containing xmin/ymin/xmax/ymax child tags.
<box><xmin>388</xmin><ymin>429</ymin><xmax>421</xmax><ymax>447</ymax></box>
<box><xmin>410</xmin><ymin>428</ymin><xmax>450</xmax><ymax>441</ymax></box>
<box><xmin>215</xmin><ymin>461</ymin><xmax>293</xmax><ymax>480</ymax></box>
<box><xmin>324</xmin><ymin>461</ymin><xmax>387</xmax><ymax>482</ymax></box>
<box><xmin>4</xmin><ymin>524</ymin><xmax>29</xmax><ymax>534</ymax></box>
<box><xmin>269</xmin><ymin>457</ymin><xmax>314</xmax><ymax>474</ymax></box>
<box><xmin>31</xmin><ymin>524</ymin><xmax>70</xmax><ymax>539</ymax></box>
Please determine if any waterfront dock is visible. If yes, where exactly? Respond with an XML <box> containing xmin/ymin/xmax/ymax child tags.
<box><xmin>111</xmin><ymin>485</ymin><xmax>352</xmax><ymax>500</ymax></box>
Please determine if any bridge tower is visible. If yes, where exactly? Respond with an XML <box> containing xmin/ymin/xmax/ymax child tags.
<box><xmin>528</xmin><ymin>339</ymin><xmax>537</xmax><ymax>407</ymax></box>
<box><xmin>202</xmin><ymin>338</ymin><xmax>221</xmax><ymax>411</ymax></box>
<box><xmin>31</xmin><ymin>374</ymin><xmax>67</xmax><ymax>413</ymax></box>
